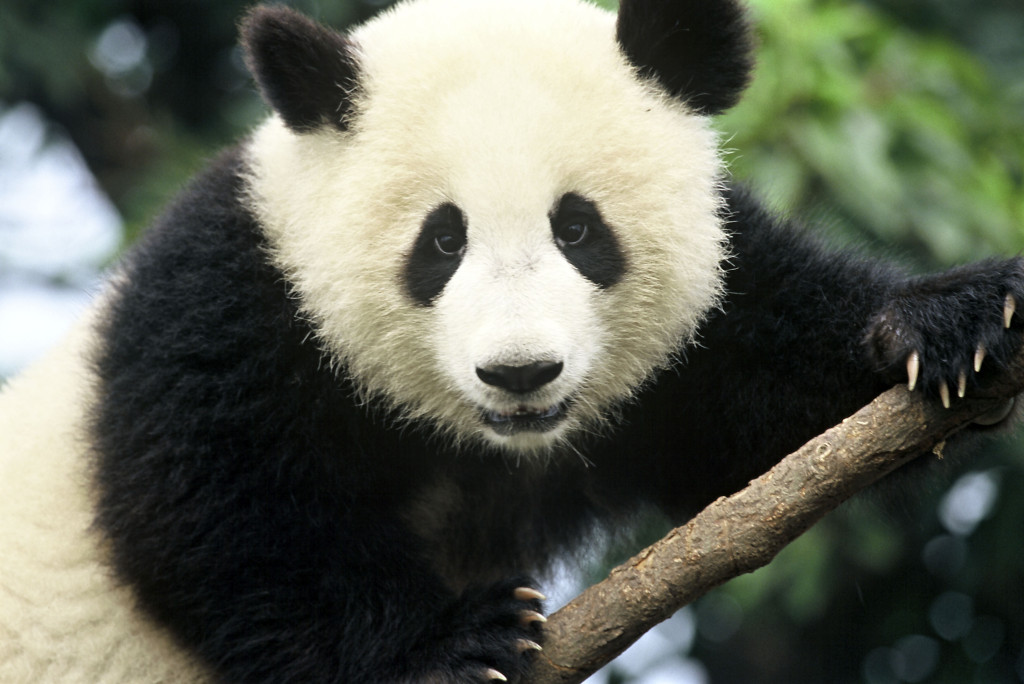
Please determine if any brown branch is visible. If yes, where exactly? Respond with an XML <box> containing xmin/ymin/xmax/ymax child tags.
<box><xmin>532</xmin><ymin>344</ymin><xmax>1024</xmax><ymax>684</ymax></box>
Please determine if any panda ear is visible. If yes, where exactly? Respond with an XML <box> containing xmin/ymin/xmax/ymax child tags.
<box><xmin>240</xmin><ymin>6</ymin><xmax>361</xmax><ymax>133</ymax></box>
<box><xmin>616</xmin><ymin>0</ymin><xmax>754</xmax><ymax>115</ymax></box>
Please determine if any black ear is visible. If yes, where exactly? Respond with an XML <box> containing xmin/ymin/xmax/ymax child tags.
<box><xmin>616</xmin><ymin>0</ymin><xmax>754</xmax><ymax>115</ymax></box>
<box><xmin>240</xmin><ymin>6</ymin><xmax>361</xmax><ymax>133</ymax></box>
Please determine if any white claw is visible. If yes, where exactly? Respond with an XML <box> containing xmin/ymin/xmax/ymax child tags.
<box><xmin>1005</xmin><ymin>294</ymin><xmax>1016</xmax><ymax>329</ymax></box>
<box><xmin>957</xmin><ymin>370</ymin><xmax>967</xmax><ymax>399</ymax></box>
<box><xmin>906</xmin><ymin>351</ymin><xmax>920</xmax><ymax>392</ymax></box>
<box><xmin>975</xmin><ymin>343</ymin><xmax>987</xmax><ymax>373</ymax></box>
<box><xmin>513</xmin><ymin>587</ymin><xmax>547</xmax><ymax>602</ymax></box>
<box><xmin>939</xmin><ymin>380</ymin><xmax>951</xmax><ymax>409</ymax></box>
<box><xmin>520</xmin><ymin>610</ymin><xmax>547</xmax><ymax>627</ymax></box>
<box><xmin>516</xmin><ymin>639</ymin><xmax>543</xmax><ymax>653</ymax></box>
<box><xmin>484</xmin><ymin>668</ymin><xmax>508</xmax><ymax>682</ymax></box>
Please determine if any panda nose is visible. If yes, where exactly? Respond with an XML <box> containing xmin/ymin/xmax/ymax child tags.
<box><xmin>475</xmin><ymin>361</ymin><xmax>563</xmax><ymax>394</ymax></box>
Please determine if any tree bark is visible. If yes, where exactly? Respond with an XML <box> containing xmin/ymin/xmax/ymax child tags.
<box><xmin>531</xmin><ymin>346</ymin><xmax>1024</xmax><ymax>684</ymax></box>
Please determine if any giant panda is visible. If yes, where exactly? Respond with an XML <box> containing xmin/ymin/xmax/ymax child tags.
<box><xmin>1</xmin><ymin>0</ymin><xmax>1022</xmax><ymax>682</ymax></box>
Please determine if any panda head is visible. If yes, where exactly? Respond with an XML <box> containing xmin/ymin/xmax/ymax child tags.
<box><xmin>241</xmin><ymin>0</ymin><xmax>753</xmax><ymax>454</ymax></box>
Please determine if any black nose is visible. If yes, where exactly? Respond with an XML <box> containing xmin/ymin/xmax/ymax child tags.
<box><xmin>476</xmin><ymin>361</ymin><xmax>563</xmax><ymax>394</ymax></box>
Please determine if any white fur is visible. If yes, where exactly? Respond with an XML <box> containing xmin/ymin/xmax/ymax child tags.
<box><xmin>0</xmin><ymin>303</ymin><xmax>210</xmax><ymax>683</ymax></box>
<box><xmin>247</xmin><ymin>0</ymin><xmax>728</xmax><ymax>452</ymax></box>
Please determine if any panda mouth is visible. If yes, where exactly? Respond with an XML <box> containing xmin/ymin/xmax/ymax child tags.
<box><xmin>482</xmin><ymin>402</ymin><xmax>569</xmax><ymax>435</ymax></box>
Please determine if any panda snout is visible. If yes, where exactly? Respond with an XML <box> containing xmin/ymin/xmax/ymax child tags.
<box><xmin>475</xmin><ymin>361</ymin><xmax>563</xmax><ymax>394</ymax></box>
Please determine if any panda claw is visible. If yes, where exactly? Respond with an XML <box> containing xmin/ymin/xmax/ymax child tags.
<box><xmin>1004</xmin><ymin>294</ymin><xmax>1016</xmax><ymax>328</ymax></box>
<box><xmin>957</xmin><ymin>370</ymin><xmax>967</xmax><ymax>399</ymax></box>
<box><xmin>513</xmin><ymin>587</ymin><xmax>546</xmax><ymax>602</ymax></box>
<box><xmin>520</xmin><ymin>610</ymin><xmax>547</xmax><ymax>627</ymax></box>
<box><xmin>516</xmin><ymin>638</ymin><xmax>543</xmax><ymax>653</ymax></box>
<box><xmin>939</xmin><ymin>380</ymin><xmax>951</xmax><ymax>409</ymax></box>
<box><xmin>484</xmin><ymin>668</ymin><xmax>508</xmax><ymax>682</ymax></box>
<box><xmin>906</xmin><ymin>351</ymin><xmax>920</xmax><ymax>392</ymax></box>
<box><xmin>975</xmin><ymin>343</ymin><xmax>986</xmax><ymax>373</ymax></box>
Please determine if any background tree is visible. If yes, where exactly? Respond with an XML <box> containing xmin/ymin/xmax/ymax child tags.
<box><xmin>2</xmin><ymin>0</ymin><xmax>1022</xmax><ymax>681</ymax></box>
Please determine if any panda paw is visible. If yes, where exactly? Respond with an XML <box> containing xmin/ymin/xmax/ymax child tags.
<box><xmin>419</xmin><ymin>578</ymin><xmax>546</xmax><ymax>683</ymax></box>
<box><xmin>866</xmin><ymin>257</ymin><xmax>1024</xmax><ymax>419</ymax></box>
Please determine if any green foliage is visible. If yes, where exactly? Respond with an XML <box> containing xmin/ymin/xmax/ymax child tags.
<box><xmin>720</xmin><ymin>0</ymin><xmax>1024</xmax><ymax>267</ymax></box>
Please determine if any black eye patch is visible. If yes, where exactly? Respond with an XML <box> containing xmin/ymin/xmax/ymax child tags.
<box><xmin>550</xmin><ymin>193</ymin><xmax>626</xmax><ymax>289</ymax></box>
<box><xmin>403</xmin><ymin>202</ymin><xmax>467</xmax><ymax>306</ymax></box>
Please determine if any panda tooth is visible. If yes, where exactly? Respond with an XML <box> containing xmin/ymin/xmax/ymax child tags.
<box><xmin>906</xmin><ymin>351</ymin><xmax>920</xmax><ymax>392</ymax></box>
<box><xmin>1005</xmin><ymin>294</ymin><xmax>1016</xmax><ymax>328</ymax></box>
<box><xmin>482</xmin><ymin>402</ymin><xmax>568</xmax><ymax>431</ymax></box>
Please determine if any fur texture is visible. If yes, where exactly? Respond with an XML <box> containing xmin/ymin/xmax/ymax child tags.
<box><xmin>240</xmin><ymin>6</ymin><xmax>361</xmax><ymax>133</ymax></box>
<box><xmin>245</xmin><ymin>0</ymin><xmax>729</xmax><ymax>451</ymax></box>
<box><xmin>616</xmin><ymin>0</ymin><xmax>754</xmax><ymax>114</ymax></box>
<box><xmin>0</xmin><ymin>307</ymin><xmax>207</xmax><ymax>683</ymax></box>
<box><xmin>2</xmin><ymin>0</ymin><xmax>1023</xmax><ymax>682</ymax></box>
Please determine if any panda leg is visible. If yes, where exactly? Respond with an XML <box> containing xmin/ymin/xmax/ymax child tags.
<box><xmin>171</xmin><ymin>517</ymin><xmax>548</xmax><ymax>684</ymax></box>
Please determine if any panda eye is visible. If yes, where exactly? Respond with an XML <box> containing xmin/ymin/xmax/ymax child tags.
<box><xmin>434</xmin><ymin>232</ymin><xmax>466</xmax><ymax>256</ymax></box>
<box><xmin>554</xmin><ymin>222</ymin><xmax>588</xmax><ymax>248</ymax></box>
<box><xmin>405</xmin><ymin>202</ymin><xmax>467</xmax><ymax>306</ymax></box>
<box><xmin>549</xmin><ymin>193</ymin><xmax>625</xmax><ymax>289</ymax></box>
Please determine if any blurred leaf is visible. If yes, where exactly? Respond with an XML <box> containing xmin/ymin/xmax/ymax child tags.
<box><xmin>720</xmin><ymin>0</ymin><xmax>1024</xmax><ymax>268</ymax></box>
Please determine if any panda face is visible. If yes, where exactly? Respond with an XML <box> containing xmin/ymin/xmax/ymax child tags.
<box><xmin>416</xmin><ymin>192</ymin><xmax>620</xmax><ymax>450</ymax></box>
<box><xmin>245</xmin><ymin>0</ymin><xmax>729</xmax><ymax>453</ymax></box>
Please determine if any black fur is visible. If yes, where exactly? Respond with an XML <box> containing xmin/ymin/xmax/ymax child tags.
<box><xmin>616</xmin><ymin>0</ymin><xmax>755</xmax><ymax>115</ymax></box>
<box><xmin>550</xmin><ymin>193</ymin><xmax>626</xmax><ymax>289</ymax></box>
<box><xmin>93</xmin><ymin>149</ymin><xmax>547</xmax><ymax>682</ymax></box>
<box><xmin>866</xmin><ymin>259</ymin><xmax>1024</xmax><ymax>394</ymax></box>
<box><xmin>405</xmin><ymin>203</ymin><xmax>468</xmax><ymax>306</ymax></box>
<box><xmin>91</xmin><ymin>151</ymin><xmax>1024</xmax><ymax>683</ymax></box>
<box><xmin>240</xmin><ymin>7</ymin><xmax>360</xmax><ymax>133</ymax></box>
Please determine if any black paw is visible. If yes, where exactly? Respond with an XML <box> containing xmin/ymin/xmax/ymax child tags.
<box><xmin>415</xmin><ymin>578</ymin><xmax>546</xmax><ymax>683</ymax></box>
<box><xmin>866</xmin><ymin>257</ymin><xmax>1024</xmax><ymax>416</ymax></box>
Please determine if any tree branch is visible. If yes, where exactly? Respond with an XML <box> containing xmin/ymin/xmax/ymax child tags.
<box><xmin>532</xmin><ymin>345</ymin><xmax>1024</xmax><ymax>684</ymax></box>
